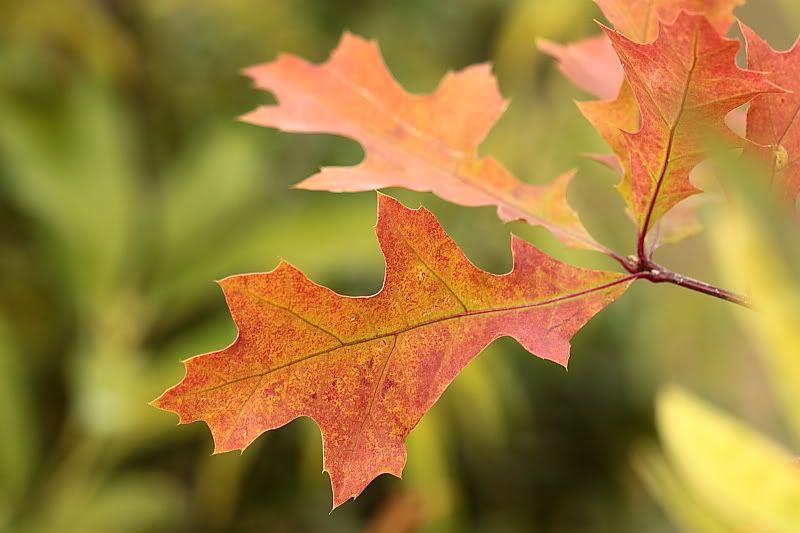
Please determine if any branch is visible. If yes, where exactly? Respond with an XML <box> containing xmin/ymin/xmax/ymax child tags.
<box><xmin>631</xmin><ymin>257</ymin><xmax>751</xmax><ymax>308</ymax></box>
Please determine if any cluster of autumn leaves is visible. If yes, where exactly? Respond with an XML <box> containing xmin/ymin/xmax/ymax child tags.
<box><xmin>540</xmin><ymin>0</ymin><xmax>798</xmax><ymax>251</ymax></box>
<box><xmin>154</xmin><ymin>0</ymin><xmax>800</xmax><ymax>508</ymax></box>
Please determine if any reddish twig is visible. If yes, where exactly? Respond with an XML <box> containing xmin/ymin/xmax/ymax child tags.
<box><xmin>618</xmin><ymin>253</ymin><xmax>751</xmax><ymax>308</ymax></box>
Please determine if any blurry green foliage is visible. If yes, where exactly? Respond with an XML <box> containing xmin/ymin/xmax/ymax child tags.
<box><xmin>644</xmin><ymin>386</ymin><xmax>800</xmax><ymax>533</ymax></box>
<box><xmin>636</xmin><ymin>159</ymin><xmax>800</xmax><ymax>533</ymax></box>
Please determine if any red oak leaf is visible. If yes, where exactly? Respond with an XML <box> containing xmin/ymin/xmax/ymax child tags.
<box><xmin>240</xmin><ymin>33</ymin><xmax>608</xmax><ymax>252</ymax></box>
<box><xmin>582</xmin><ymin>1</ymin><xmax>744</xmax><ymax>160</ymax></box>
<box><xmin>604</xmin><ymin>12</ymin><xmax>781</xmax><ymax>232</ymax></box>
<box><xmin>742</xmin><ymin>24</ymin><xmax>800</xmax><ymax>204</ymax></box>
<box><xmin>153</xmin><ymin>195</ymin><xmax>633</xmax><ymax>508</ymax></box>
<box><xmin>542</xmin><ymin>3</ymin><xmax>744</xmax><ymax>248</ymax></box>
<box><xmin>596</xmin><ymin>0</ymin><xmax>742</xmax><ymax>42</ymax></box>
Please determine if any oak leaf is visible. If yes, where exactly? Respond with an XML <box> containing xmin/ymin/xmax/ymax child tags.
<box><xmin>153</xmin><ymin>194</ymin><xmax>633</xmax><ymax>507</ymax></box>
<box><xmin>241</xmin><ymin>33</ymin><xmax>607</xmax><ymax>252</ymax></box>
<box><xmin>595</xmin><ymin>0</ymin><xmax>742</xmax><ymax>42</ymax></box>
<box><xmin>605</xmin><ymin>12</ymin><xmax>781</xmax><ymax>231</ymax></box>
<box><xmin>542</xmin><ymin>3</ymin><xmax>744</xmax><ymax>248</ymax></box>
<box><xmin>585</xmin><ymin>1</ymin><xmax>744</xmax><ymax>158</ymax></box>
<box><xmin>742</xmin><ymin>24</ymin><xmax>800</xmax><ymax>204</ymax></box>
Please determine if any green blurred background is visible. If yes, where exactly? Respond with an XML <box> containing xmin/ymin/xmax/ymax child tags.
<box><xmin>1</xmin><ymin>1</ymin><xmax>798</xmax><ymax>531</ymax></box>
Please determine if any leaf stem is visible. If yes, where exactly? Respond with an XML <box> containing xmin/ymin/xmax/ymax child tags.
<box><xmin>625</xmin><ymin>255</ymin><xmax>751</xmax><ymax>308</ymax></box>
<box><xmin>607</xmin><ymin>250</ymin><xmax>639</xmax><ymax>272</ymax></box>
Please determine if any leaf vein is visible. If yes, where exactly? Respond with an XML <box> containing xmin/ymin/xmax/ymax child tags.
<box><xmin>176</xmin><ymin>274</ymin><xmax>634</xmax><ymax>400</ymax></box>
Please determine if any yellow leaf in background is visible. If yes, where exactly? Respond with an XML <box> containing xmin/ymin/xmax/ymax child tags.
<box><xmin>633</xmin><ymin>445</ymin><xmax>731</xmax><ymax>533</ymax></box>
<box><xmin>710</xmin><ymin>184</ymin><xmax>800</xmax><ymax>443</ymax></box>
<box><xmin>657</xmin><ymin>386</ymin><xmax>800</xmax><ymax>533</ymax></box>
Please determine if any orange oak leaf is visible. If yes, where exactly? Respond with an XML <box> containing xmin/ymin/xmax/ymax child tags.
<box><xmin>240</xmin><ymin>33</ymin><xmax>608</xmax><ymax>253</ymax></box>
<box><xmin>595</xmin><ymin>0</ymin><xmax>742</xmax><ymax>43</ymax></box>
<box><xmin>604</xmin><ymin>12</ymin><xmax>781</xmax><ymax>233</ymax></box>
<box><xmin>742</xmin><ymin>24</ymin><xmax>800</xmax><ymax>204</ymax></box>
<box><xmin>578</xmin><ymin>0</ymin><xmax>743</xmax><ymax>163</ymax></box>
<box><xmin>153</xmin><ymin>194</ymin><xmax>634</xmax><ymax>508</ymax></box>
<box><xmin>584</xmin><ymin>1</ymin><xmax>744</xmax><ymax>157</ymax></box>
<box><xmin>541</xmin><ymin>3</ymin><xmax>744</xmax><ymax>248</ymax></box>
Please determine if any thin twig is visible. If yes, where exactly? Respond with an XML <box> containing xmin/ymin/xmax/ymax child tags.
<box><xmin>626</xmin><ymin>256</ymin><xmax>751</xmax><ymax>308</ymax></box>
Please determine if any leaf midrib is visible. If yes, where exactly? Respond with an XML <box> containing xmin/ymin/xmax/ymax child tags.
<box><xmin>639</xmin><ymin>28</ymin><xmax>700</xmax><ymax>234</ymax></box>
<box><xmin>178</xmin><ymin>274</ymin><xmax>635</xmax><ymax>400</ymax></box>
<box><xmin>315</xmin><ymin>63</ymin><xmax>603</xmax><ymax>251</ymax></box>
